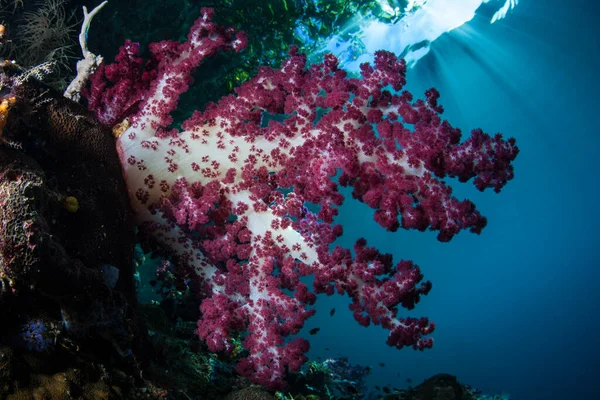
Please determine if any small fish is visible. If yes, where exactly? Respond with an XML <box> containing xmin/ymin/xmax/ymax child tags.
<box><xmin>330</xmin><ymin>308</ymin><xmax>336</xmax><ymax>316</ymax></box>
<box><xmin>375</xmin><ymin>386</ymin><xmax>381</xmax><ymax>391</ymax></box>
<box><xmin>149</xmin><ymin>280</ymin><xmax>157</xmax><ymax>287</ymax></box>
<box><xmin>324</xmin><ymin>347</ymin><xmax>330</xmax><ymax>351</ymax></box>
<box><xmin>382</xmin><ymin>386</ymin><xmax>391</xmax><ymax>394</ymax></box>
<box><xmin>309</xmin><ymin>327</ymin><xmax>320</xmax><ymax>335</ymax></box>
<box><xmin>406</xmin><ymin>378</ymin><xmax>412</xmax><ymax>383</ymax></box>
<box><xmin>378</xmin><ymin>362</ymin><xmax>385</xmax><ymax>367</ymax></box>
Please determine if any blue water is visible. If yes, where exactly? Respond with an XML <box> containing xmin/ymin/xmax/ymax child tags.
<box><xmin>304</xmin><ymin>1</ymin><xmax>600</xmax><ymax>399</ymax></box>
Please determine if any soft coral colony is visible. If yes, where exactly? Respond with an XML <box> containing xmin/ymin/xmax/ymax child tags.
<box><xmin>84</xmin><ymin>8</ymin><xmax>518</xmax><ymax>389</ymax></box>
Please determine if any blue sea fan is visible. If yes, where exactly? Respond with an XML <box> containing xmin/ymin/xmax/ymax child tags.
<box><xmin>20</xmin><ymin>320</ymin><xmax>53</xmax><ymax>352</ymax></box>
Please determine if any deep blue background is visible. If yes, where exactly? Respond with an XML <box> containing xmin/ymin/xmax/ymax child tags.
<box><xmin>304</xmin><ymin>1</ymin><xmax>600</xmax><ymax>399</ymax></box>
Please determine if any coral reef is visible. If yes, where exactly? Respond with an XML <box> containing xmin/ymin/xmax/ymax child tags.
<box><xmin>0</xmin><ymin>60</ymin><xmax>147</xmax><ymax>398</ymax></box>
<box><xmin>0</xmin><ymin>3</ymin><xmax>519</xmax><ymax>398</ymax></box>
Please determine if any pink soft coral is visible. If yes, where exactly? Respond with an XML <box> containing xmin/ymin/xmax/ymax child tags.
<box><xmin>85</xmin><ymin>9</ymin><xmax>518</xmax><ymax>389</ymax></box>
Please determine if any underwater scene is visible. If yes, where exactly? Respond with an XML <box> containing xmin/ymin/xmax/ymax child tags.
<box><xmin>0</xmin><ymin>0</ymin><xmax>597</xmax><ymax>399</ymax></box>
